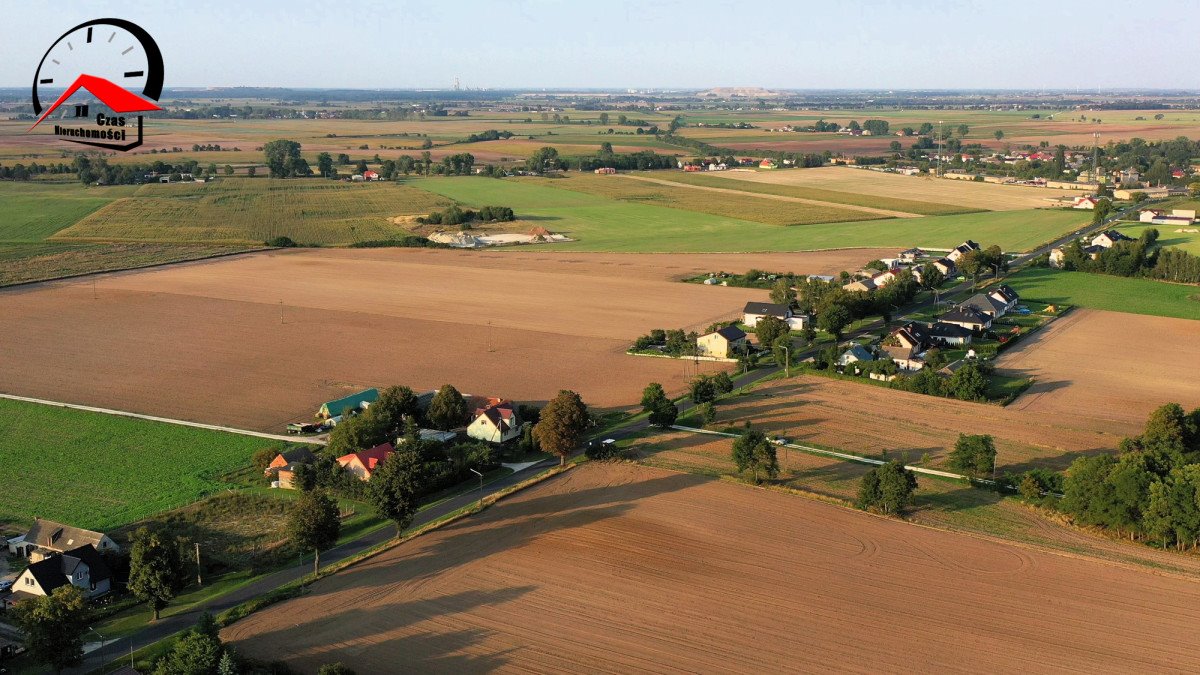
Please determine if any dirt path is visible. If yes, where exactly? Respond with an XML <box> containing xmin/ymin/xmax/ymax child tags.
<box><xmin>617</xmin><ymin>173</ymin><xmax>924</xmax><ymax>218</ymax></box>
<box><xmin>224</xmin><ymin>462</ymin><xmax>1200</xmax><ymax>673</ymax></box>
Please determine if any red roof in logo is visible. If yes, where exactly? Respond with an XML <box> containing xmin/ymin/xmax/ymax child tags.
<box><xmin>29</xmin><ymin>73</ymin><xmax>161</xmax><ymax>131</ymax></box>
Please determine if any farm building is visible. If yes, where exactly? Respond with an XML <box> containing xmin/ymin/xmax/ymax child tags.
<box><xmin>362</xmin><ymin>170</ymin><xmax>380</xmax><ymax>181</ymax></box>
<box><xmin>468</xmin><ymin>399</ymin><xmax>520</xmax><ymax>444</ymax></box>
<box><xmin>758</xmin><ymin>159</ymin><xmax>777</xmax><ymax>169</ymax></box>
<box><xmin>1113</xmin><ymin>187</ymin><xmax>1170</xmax><ymax>200</ymax></box>
<box><xmin>318</xmin><ymin>388</ymin><xmax>379</xmax><ymax>420</ymax></box>
<box><xmin>742</xmin><ymin>302</ymin><xmax>809</xmax><ymax>330</ymax></box>
<box><xmin>696</xmin><ymin>326</ymin><xmax>747</xmax><ymax>358</ymax></box>
<box><xmin>337</xmin><ymin>443</ymin><xmax>395</xmax><ymax>481</ymax></box>
<box><xmin>265</xmin><ymin>447</ymin><xmax>316</xmax><ymax>490</ymax></box>
<box><xmin>1139</xmin><ymin>209</ymin><xmax>1196</xmax><ymax>225</ymax></box>
<box><xmin>11</xmin><ymin>544</ymin><xmax>112</xmax><ymax>601</ymax></box>
<box><xmin>22</xmin><ymin>519</ymin><xmax>119</xmax><ymax>561</ymax></box>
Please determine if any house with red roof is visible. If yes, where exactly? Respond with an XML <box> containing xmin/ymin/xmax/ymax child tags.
<box><xmin>362</xmin><ymin>170</ymin><xmax>380</xmax><ymax>181</ymax></box>
<box><xmin>468</xmin><ymin>399</ymin><xmax>521</xmax><ymax>443</ymax></box>
<box><xmin>337</xmin><ymin>443</ymin><xmax>395</xmax><ymax>481</ymax></box>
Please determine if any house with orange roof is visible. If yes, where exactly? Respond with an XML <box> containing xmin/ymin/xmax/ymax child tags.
<box><xmin>337</xmin><ymin>443</ymin><xmax>395</xmax><ymax>481</ymax></box>
<box><xmin>468</xmin><ymin>399</ymin><xmax>521</xmax><ymax>443</ymax></box>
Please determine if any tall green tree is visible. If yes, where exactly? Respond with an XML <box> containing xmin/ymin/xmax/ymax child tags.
<box><xmin>427</xmin><ymin>385</ymin><xmax>470</xmax><ymax>431</ymax></box>
<box><xmin>153</xmin><ymin>627</ymin><xmax>223</xmax><ymax>675</ymax></box>
<box><xmin>128</xmin><ymin>526</ymin><xmax>185</xmax><ymax>621</ymax></box>
<box><xmin>769</xmin><ymin>279</ymin><xmax>796</xmax><ymax>306</ymax></box>
<box><xmin>641</xmin><ymin>383</ymin><xmax>667</xmax><ymax>412</ymax></box>
<box><xmin>369</xmin><ymin>385</ymin><xmax>421</xmax><ymax>439</ymax></box>
<box><xmin>947</xmin><ymin>434</ymin><xmax>996</xmax><ymax>478</ymax></box>
<box><xmin>534</xmin><ymin>390</ymin><xmax>590</xmax><ymax>465</ymax></box>
<box><xmin>858</xmin><ymin>461</ymin><xmax>917</xmax><ymax>515</ymax></box>
<box><xmin>12</xmin><ymin>585</ymin><xmax>89</xmax><ymax>674</ymax></box>
<box><xmin>641</xmin><ymin>382</ymin><xmax>677</xmax><ymax>428</ymax></box>
<box><xmin>317</xmin><ymin>152</ymin><xmax>333</xmax><ymax>177</ymax></box>
<box><xmin>731</xmin><ymin>429</ymin><xmax>778</xmax><ymax>483</ymax></box>
<box><xmin>325</xmin><ymin>413</ymin><xmax>387</xmax><ymax>457</ymax></box>
<box><xmin>263</xmin><ymin>139</ymin><xmax>302</xmax><ymax>178</ymax></box>
<box><xmin>817</xmin><ymin>304</ymin><xmax>852</xmax><ymax>339</ymax></box>
<box><xmin>754</xmin><ymin>315</ymin><xmax>788</xmax><ymax>349</ymax></box>
<box><xmin>369</xmin><ymin>447</ymin><xmax>423</xmax><ymax>537</ymax></box>
<box><xmin>288</xmin><ymin>490</ymin><xmax>342</xmax><ymax>573</ymax></box>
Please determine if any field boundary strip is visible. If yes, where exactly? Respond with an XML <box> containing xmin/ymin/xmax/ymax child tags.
<box><xmin>0</xmin><ymin>393</ymin><xmax>323</xmax><ymax>445</ymax></box>
<box><xmin>670</xmin><ymin>424</ymin><xmax>1000</xmax><ymax>485</ymax></box>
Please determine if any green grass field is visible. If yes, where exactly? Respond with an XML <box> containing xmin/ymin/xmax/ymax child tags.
<box><xmin>414</xmin><ymin>177</ymin><xmax>1088</xmax><ymax>252</ymax></box>
<box><xmin>640</xmin><ymin>171</ymin><xmax>980</xmax><ymax>216</ymax></box>
<box><xmin>56</xmin><ymin>178</ymin><xmax>451</xmax><ymax>245</ymax></box>
<box><xmin>1115</xmin><ymin>221</ymin><xmax>1200</xmax><ymax>255</ymax></box>
<box><xmin>0</xmin><ymin>182</ymin><xmax>135</xmax><ymax>242</ymax></box>
<box><xmin>0</xmin><ymin>398</ymin><xmax>304</xmax><ymax>530</ymax></box>
<box><xmin>1006</xmin><ymin>267</ymin><xmax>1200</xmax><ymax>320</ymax></box>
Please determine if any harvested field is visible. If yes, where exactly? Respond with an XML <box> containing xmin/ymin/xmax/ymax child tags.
<box><xmin>996</xmin><ymin>308</ymin><xmax>1200</xmax><ymax>427</ymax></box>
<box><xmin>222</xmin><ymin>462</ymin><xmax>1200</xmax><ymax>673</ymax></box>
<box><xmin>711</xmin><ymin>165</ymin><xmax>1082</xmax><ymax>211</ymax></box>
<box><xmin>0</xmin><ymin>248</ymin><xmax>884</xmax><ymax>431</ymax></box>
<box><xmin>687</xmin><ymin>376</ymin><xmax>1120</xmax><ymax>471</ymax></box>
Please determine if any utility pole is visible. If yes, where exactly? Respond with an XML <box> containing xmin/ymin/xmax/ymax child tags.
<box><xmin>784</xmin><ymin>342</ymin><xmax>790</xmax><ymax>378</ymax></box>
<box><xmin>195</xmin><ymin>542</ymin><xmax>202</xmax><ymax>587</ymax></box>
<box><xmin>469</xmin><ymin>468</ymin><xmax>483</xmax><ymax>508</ymax></box>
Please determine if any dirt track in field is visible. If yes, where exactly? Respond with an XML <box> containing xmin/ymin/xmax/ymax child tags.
<box><xmin>222</xmin><ymin>462</ymin><xmax>1200</xmax><ymax>673</ymax></box>
<box><xmin>616</xmin><ymin>173</ymin><xmax>924</xmax><ymax>218</ymax></box>
<box><xmin>711</xmin><ymin>165</ymin><xmax>1080</xmax><ymax>210</ymax></box>
<box><xmin>0</xmin><ymin>248</ymin><xmax>885</xmax><ymax>431</ymax></box>
<box><xmin>996</xmin><ymin>308</ymin><xmax>1200</xmax><ymax>427</ymax></box>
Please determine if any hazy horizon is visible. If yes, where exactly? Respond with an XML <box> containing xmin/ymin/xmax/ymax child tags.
<box><xmin>2</xmin><ymin>0</ymin><xmax>1199</xmax><ymax>91</ymax></box>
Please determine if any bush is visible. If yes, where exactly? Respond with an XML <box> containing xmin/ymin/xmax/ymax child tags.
<box><xmin>349</xmin><ymin>236</ymin><xmax>447</xmax><ymax>249</ymax></box>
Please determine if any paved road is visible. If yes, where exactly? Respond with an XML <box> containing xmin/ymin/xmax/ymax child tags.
<box><xmin>0</xmin><ymin>393</ymin><xmax>325</xmax><ymax>447</ymax></box>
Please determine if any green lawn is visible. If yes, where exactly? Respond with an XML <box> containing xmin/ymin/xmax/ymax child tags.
<box><xmin>1006</xmin><ymin>267</ymin><xmax>1200</xmax><ymax>321</ymax></box>
<box><xmin>0</xmin><ymin>182</ymin><xmax>133</xmax><ymax>242</ymax></box>
<box><xmin>1116</xmin><ymin>223</ymin><xmax>1200</xmax><ymax>255</ymax></box>
<box><xmin>415</xmin><ymin>177</ymin><xmax>1088</xmax><ymax>252</ymax></box>
<box><xmin>0</xmin><ymin>398</ymin><xmax>309</xmax><ymax>530</ymax></box>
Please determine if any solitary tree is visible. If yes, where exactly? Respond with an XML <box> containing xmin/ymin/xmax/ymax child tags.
<box><xmin>427</xmin><ymin>384</ymin><xmax>469</xmax><ymax>431</ymax></box>
<box><xmin>128</xmin><ymin>526</ymin><xmax>185</xmax><ymax>621</ymax></box>
<box><xmin>316</xmin><ymin>152</ymin><xmax>333</xmax><ymax>177</ymax></box>
<box><xmin>12</xmin><ymin>585</ymin><xmax>88</xmax><ymax>674</ymax></box>
<box><xmin>369</xmin><ymin>447</ymin><xmax>423</xmax><ymax>537</ymax></box>
<box><xmin>689</xmin><ymin>375</ymin><xmax>717</xmax><ymax>404</ymax></box>
<box><xmin>948</xmin><ymin>434</ymin><xmax>997</xmax><ymax>478</ymax></box>
<box><xmin>858</xmin><ymin>460</ymin><xmax>917</xmax><ymax>514</ymax></box>
<box><xmin>263</xmin><ymin>139</ymin><xmax>302</xmax><ymax>178</ymax></box>
<box><xmin>288</xmin><ymin>490</ymin><xmax>342</xmax><ymax>573</ymax></box>
<box><xmin>731</xmin><ymin>429</ymin><xmax>779</xmax><ymax>483</ymax></box>
<box><xmin>817</xmin><ymin>304</ymin><xmax>853</xmax><ymax>339</ymax></box>
<box><xmin>641</xmin><ymin>382</ymin><xmax>667</xmax><ymax>412</ymax></box>
<box><xmin>993</xmin><ymin>130</ymin><xmax>1004</xmax><ymax>141</ymax></box>
<box><xmin>641</xmin><ymin>382</ymin><xmax>677</xmax><ymax>427</ymax></box>
<box><xmin>534</xmin><ymin>390</ymin><xmax>590</xmax><ymax>466</ymax></box>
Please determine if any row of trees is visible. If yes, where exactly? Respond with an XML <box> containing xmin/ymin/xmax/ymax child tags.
<box><xmin>1061</xmin><ymin>403</ymin><xmax>1200</xmax><ymax>549</ymax></box>
<box><xmin>1056</xmin><ymin>228</ymin><xmax>1200</xmax><ymax>284</ymax></box>
<box><xmin>631</xmin><ymin>327</ymin><xmax>699</xmax><ymax>356</ymax></box>
<box><xmin>416</xmin><ymin>204</ymin><xmax>515</xmax><ymax>226</ymax></box>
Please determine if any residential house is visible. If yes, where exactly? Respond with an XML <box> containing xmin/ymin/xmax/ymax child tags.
<box><xmin>960</xmin><ymin>293</ymin><xmax>1008</xmax><ymax>319</ymax></box>
<box><xmin>758</xmin><ymin>159</ymin><xmax>777</xmax><ymax>169</ymax></box>
<box><xmin>988</xmin><ymin>285</ymin><xmax>1020</xmax><ymax>313</ymax></box>
<box><xmin>337</xmin><ymin>443</ymin><xmax>395</xmax><ymax>481</ymax></box>
<box><xmin>362</xmin><ymin>170</ymin><xmax>380</xmax><ymax>181</ymax></box>
<box><xmin>870</xmin><ymin>270</ymin><xmax>899</xmax><ymax>288</ymax></box>
<box><xmin>12</xmin><ymin>544</ymin><xmax>112</xmax><ymax>600</ymax></box>
<box><xmin>897</xmin><ymin>247</ymin><xmax>925</xmax><ymax>263</ymax></box>
<box><xmin>1049</xmin><ymin>247</ymin><xmax>1065</xmax><ymax>268</ymax></box>
<box><xmin>1091</xmin><ymin>230</ymin><xmax>1133</xmax><ymax>249</ymax></box>
<box><xmin>1115</xmin><ymin>167</ymin><xmax>1141</xmax><ymax>187</ymax></box>
<box><xmin>842</xmin><ymin>278</ymin><xmax>876</xmax><ymax>293</ymax></box>
<box><xmin>696</xmin><ymin>325</ymin><xmax>747</xmax><ymax>358</ymax></box>
<box><xmin>928</xmin><ymin>321</ymin><xmax>974</xmax><ymax>346</ymax></box>
<box><xmin>1071</xmin><ymin>196</ymin><xmax>1099</xmax><ymax>210</ymax></box>
<box><xmin>23</xmin><ymin>519</ymin><xmax>119</xmax><ymax>561</ymax></box>
<box><xmin>468</xmin><ymin>399</ymin><xmax>521</xmax><ymax>443</ymax></box>
<box><xmin>882</xmin><ymin>323</ymin><xmax>932</xmax><ymax>371</ymax></box>
<box><xmin>318</xmin><ymin>388</ymin><xmax>379</xmax><ymax>420</ymax></box>
<box><xmin>837</xmin><ymin>344</ymin><xmax>875</xmax><ymax>367</ymax></box>
<box><xmin>947</xmin><ymin>240</ymin><xmax>981</xmax><ymax>262</ymax></box>
<box><xmin>265</xmin><ymin>447</ymin><xmax>316</xmax><ymax>490</ymax></box>
<box><xmin>938</xmin><ymin>306</ymin><xmax>992</xmax><ymax>332</ymax></box>
<box><xmin>742</xmin><ymin>302</ymin><xmax>809</xmax><ymax>330</ymax></box>
<box><xmin>931</xmin><ymin>257</ymin><xmax>956</xmax><ymax>277</ymax></box>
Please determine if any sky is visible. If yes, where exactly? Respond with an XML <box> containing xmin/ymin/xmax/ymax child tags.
<box><xmin>2</xmin><ymin>0</ymin><xmax>1198</xmax><ymax>91</ymax></box>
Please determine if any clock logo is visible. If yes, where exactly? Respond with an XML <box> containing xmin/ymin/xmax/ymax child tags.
<box><xmin>27</xmin><ymin>18</ymin><xmax>164</xmax><ymax>151</ymax></box>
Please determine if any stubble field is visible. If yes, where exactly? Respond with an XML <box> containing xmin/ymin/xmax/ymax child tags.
<box><xmin>222</xmin><ymin>462</ymin><xmax>1200</xmax><ymax>673</ymax></box>
<box><xmin>996</xmin><ymin>308</ymin><xmax>1200</xmax><ymax>425</ymax></box>
<box><xmin>0</xmin><ymin>247</ymin><xmax>884</xmax><ymax>431</ymax></box>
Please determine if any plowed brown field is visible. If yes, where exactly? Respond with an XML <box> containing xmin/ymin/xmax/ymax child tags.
<box><xmin>996</xmin><ymin>308</ymin><xmax>1200</xmax><ymax>428</ymax></box>
<box><xmin>0</xmin><ymin>248</ymin><xmax>885</xmax><ymax>431</ymax></box>
<box><xmin>222</xmin><ymin>462</ymin><xmax>1200</xmax><ymax>673</ymax></box>
<box><xmin>690</xmin><ymin>376</ymin><xmax>1118</xmax><ymax>471</ymax></box>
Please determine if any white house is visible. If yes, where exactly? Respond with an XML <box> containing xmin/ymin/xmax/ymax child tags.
<box><xmin>12</xmin><ymin>544</ymin><xmax>112</xmax><ymax>600</ymax></box>
<box><xmin>837</xmin><ymin>344</ymin><xmax>875</xmax><ymax>367</ymax></box>
<box><xmin>1091</xmin><ymin>230</ymin><xmax>1133</xmax><ymax>249</ymax></box>
<box><xmin>947</xmin><ymin>240</ymin><xmax>981</xmax><ymax>262</ymax></box>
<box><xmin>468</xmin><ymin>399</ymin><xmax>521</xmax><ymax>443</ymax></box>
<box><xmin>1072</xmin><ymin>196</ymin><xmax>1099</xmax><ymax>210</ymax></box>
<box><xmin>988</xmin><ymin>285</ymin><xmax>1020</xmax><ymax>313</ymax></box>
<box><xmin>742</xmin><ymin>302</ymin><xmax>808</xmax><ymax>330</ymax></box>
<box><xmin>938</xmin><ymin>306</ymin><xmax>992</xmax><ymax>332</ymax></box>
<box><xmin>929</xmin><ymin>321</ymin><xmax>974</xmax><ymax>345</ymax></box>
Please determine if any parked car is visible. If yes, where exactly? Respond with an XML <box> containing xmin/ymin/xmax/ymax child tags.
<box><xmin>772</xmin><ymin>437</ymin><xmax>789</xmax><ymax>446</ymax></box>
<box><xmin>0</xmin><ymin>579</ymin><xmax>12</xmax><ymax>593</ymax></box>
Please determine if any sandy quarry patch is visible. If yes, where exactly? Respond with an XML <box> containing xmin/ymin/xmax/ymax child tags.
<box><xmin>0</xmin><ymin>248</ymin><xmax>886</xmax><ymax>432</ymax></box>
<box><xmin>996</xmin><ymin>308</ymin><xmax>1200</xmax><ymax>428</ymax></box>
<box><xmin>222</xmin><ymin>462</ymin><xmax>1200</xmax><ymax>673</ymax></box>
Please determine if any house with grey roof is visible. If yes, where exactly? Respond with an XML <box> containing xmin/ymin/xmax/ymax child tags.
<box><xmin>12</xmin><ymin>544</ymin><xmax>112</xmax><ymax>600</ymax></box>
<box><xmin>23</xmin><ymin>518</ymin><xmax>118</xmax><ymax>561</ymax></box>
